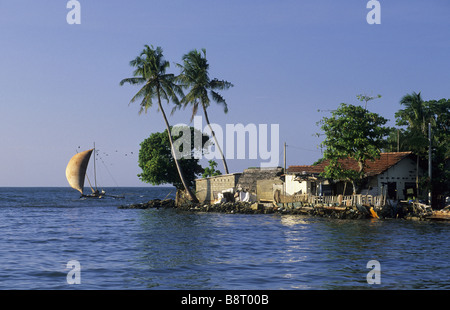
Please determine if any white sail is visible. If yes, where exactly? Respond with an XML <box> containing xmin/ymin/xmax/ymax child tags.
<box><xmin>65</xmin><ymin>149</ymin><xmax>93</xmax><ymax>194</ymax></box>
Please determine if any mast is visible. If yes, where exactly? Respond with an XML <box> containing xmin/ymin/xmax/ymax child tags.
<box><xmin>284</xmin><ymin>142</ymin><xmax>286</xmax><ymax>195</ymax></box>
<box><xmin>428</xmin><ymin>123</ymin><xmax>432</xmax><ymax>206</ymax></box>
<box><xmin>94</xmin><ymin>142</ymin><xmax>97</xmax><ymax>191</ymax></box>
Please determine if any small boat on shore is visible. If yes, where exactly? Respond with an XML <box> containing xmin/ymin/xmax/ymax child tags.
<box><xmin>65</xmin><ymin>145</ymin><xmax>124</xmax><ymax>199</ymax></box>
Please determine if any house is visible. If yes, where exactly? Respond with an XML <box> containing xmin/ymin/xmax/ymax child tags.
<box><xmin>287</xmin><ymin>152</ymin><xmax>423</xmax><ymax>200</ymax></box>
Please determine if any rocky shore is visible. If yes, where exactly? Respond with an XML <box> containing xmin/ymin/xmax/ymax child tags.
<box><xmin>119</xmin><ymin>198</ymin><xmax>449</xmax><ymax>221</ymax></box>
<box><xmin>118</xmin><ymin>198</ymin><xmax>175</xmax><ymax>209</ymax></box>
<box><xmin>119</xmin><ymin>199</ymin><xmax>389</xmax><ymax>219</ymax></box>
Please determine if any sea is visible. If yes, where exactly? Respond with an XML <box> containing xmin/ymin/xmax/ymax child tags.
<box><xmin>0</xmin><ymin>187</ymin><xmax>449</xmax><ymax>292</ymax></box>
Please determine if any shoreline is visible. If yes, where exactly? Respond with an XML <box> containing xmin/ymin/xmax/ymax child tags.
<box><xmin>118</xmin><ymin>199</ymin><xmax>450</xmax><ymax>221</ymax></box>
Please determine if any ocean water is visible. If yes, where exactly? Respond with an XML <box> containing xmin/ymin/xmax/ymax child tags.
<box><xmin>0</xmin><ymin>187</ymin><xmax>448</xmax><ymax>290</ymax></box>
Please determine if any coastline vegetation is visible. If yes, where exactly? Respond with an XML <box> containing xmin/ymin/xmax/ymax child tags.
<box><xmin>315</xmin><ymin>93</ymin><xmax>448</xmax><ymax>207</ymax></box>
<box><xmin>137</xmin><ymin>126</ymin><xmax>210</xmax><ymax>190</ymax></box>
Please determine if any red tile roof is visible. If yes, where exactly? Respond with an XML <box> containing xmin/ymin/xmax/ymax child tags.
<box><xmin>288</xmin><ymin>152</ymin><xmax>413</xmax><ymax>177</ymax></box>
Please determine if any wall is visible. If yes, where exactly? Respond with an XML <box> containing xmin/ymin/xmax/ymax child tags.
<box><xmin>374</xmin><ymin>156</ymin><xmax>422</xmax><ymax>200</ymax></box>
<box><xmin>195</xmin><ymin>173</ymin><xmax>241</xmax><ymax>203</ymax></box>
<box><xmin>285</xmin><ymin>174</ymin><xmax>316</xmax><ymax>195</ymax></box>
<box><xmin>195</xmin><ymin>167</ymin><xmax>283</xmax><ymax>203</ymax></box>
<box><xmin>236</xmin><ymin>167</ymin><xmax>283</xmax><ymax>194</ymax></box>
<box><xmin>256</xmin><ymin>179</ymin><xmax>283</xmax><ymax>202</ymax></box>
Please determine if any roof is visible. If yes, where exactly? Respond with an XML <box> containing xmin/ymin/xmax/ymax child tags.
<box><xmin>288</xmin><ymin>152</ymin><xmax>413</xmax><ymax>177</ymax></box>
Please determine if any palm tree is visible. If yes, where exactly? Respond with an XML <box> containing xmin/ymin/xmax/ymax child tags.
<box><xmin>176</xmin><ymin>48</ymin><xmax>233</xmax><ymax>174</ymax></box>
<box><xmin>399</xmin><ymin>92</ymin><xmax>430</xmax><ymax>135</ymax></box>
<box><xmin>397</xmin><ymin>91</ymin><xmax>432</xmax><ymax>157</ymax></box>
<box><xmin>120</xmin><ymin>45</ymin><xmax>198</xmax><ymax>202</ymax></box>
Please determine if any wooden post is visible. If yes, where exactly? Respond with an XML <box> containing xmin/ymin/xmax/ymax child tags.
<box><xmin>284</xmin><ymin>142</ymin><xmax>286</xmax><ymax>195</ymax></box>
<box><xmin>428</xmin><ymin>123</ymin><xmax>432</xmax><ymax>206</ymax></box>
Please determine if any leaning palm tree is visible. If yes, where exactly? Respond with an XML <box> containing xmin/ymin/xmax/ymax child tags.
<box><xmin>120</xmin><ymin>45</ymin><xmax>198</xmax><ymax>203</ymax></box>
<box><xmin>176</xmin><ymin>48</ymin><xmax>233</xmax><ymax>174</ymax></box>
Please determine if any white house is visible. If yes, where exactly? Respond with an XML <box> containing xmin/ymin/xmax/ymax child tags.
<box><xmin>286</xmin><ymin>152</ymin><xmax>423</xmax><ymax>200</ymax></box>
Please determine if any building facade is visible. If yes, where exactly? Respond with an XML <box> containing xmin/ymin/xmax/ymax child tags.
<box><xmin>287</xmin><ymin>152</ymin><xmax>423</xmax><ymax>200</ymax></box>
<box><xmin>195</xmin><ymin>167</ymin><xmax>283</xmax><ymax>204</ymax></box>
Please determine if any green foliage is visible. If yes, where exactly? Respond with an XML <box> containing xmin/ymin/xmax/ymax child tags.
<box><xmin>317</xmin><ymin>102</ymin><xmax>390</xmax><ymax>186</ymax></box>
<box><xmin>202</xmin><ymin>160</ymin><xmax>222</xmax><ymax>178</ymax></box>
<box><xmin>175</xmin><ymin>48</ymin><xmax>233</xmax><ymax>174</ymax></box>
<box><xmin>175</xmin><ymin>48</ymin><xmax>233</xmax><ymax>120</ymax></box>
<box><xmin>121</xmin><ymin>45</ymin><xmax>200</xmax><ymax>202</ymax></box>
<box><xmin>356</xmin><ymin>93</ymin><xmax>382</xmax><ymax>110</ymax></box>
<box><xmin>119</xmin><ymin>45</ymin><xmax>183</xmax><ymax>114</ymax></box>
<box><xmin>138</xmin><ymin>126</ymin><xmax>210</xmax><ymax>190</ymax></box>
<box><xmin>387</xmin><ymin>93</ymin><xmax>450</xmax><ymax>202</ymax></box>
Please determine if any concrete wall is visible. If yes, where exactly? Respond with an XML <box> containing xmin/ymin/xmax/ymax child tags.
<box><xmin>374</xmin><ymin>156</ymin><xmax>423</xmax><ymax>200</ymax></box>
<box><xmin>256</xmin><ymin>179</ymin><xmax>283</xmax><ymax>202</ymax></box>
<box><xmin>195</xmin><ymin>173</ymin><xmax>241</xmax><ymax>203</ymax></box>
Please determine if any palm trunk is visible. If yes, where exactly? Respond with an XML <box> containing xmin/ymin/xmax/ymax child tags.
<box><xmin>157</xmin><ymin>88</ymin><xmax>198</xmax><ymax>203</ymax></box>
<box><xmin>203</xmin><ymin>106</ymin><xmax>229</xmax><ymax>174</ymax></box>
<box><xmin>351</xmin><ymin>180</ymin><xmax>356</xmax><ymax>195</ymax></box>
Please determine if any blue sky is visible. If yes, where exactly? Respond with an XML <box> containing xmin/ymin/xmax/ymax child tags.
<box><xmin>0</xmin><ymin>1</ymin><xmax>449</xmax><ymax>187</ymax></box>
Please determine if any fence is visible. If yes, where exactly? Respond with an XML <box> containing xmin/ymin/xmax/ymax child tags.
<box><xmin>280</xmin><ymin>193</ymin><xmax>384</xmax><ymax>206</ymax></box>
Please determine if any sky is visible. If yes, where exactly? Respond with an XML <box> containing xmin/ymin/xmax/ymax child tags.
<box><xmin>0</xmin><ymin>1</ymin><xmax>449</xmax><ymax>187</ymax></box>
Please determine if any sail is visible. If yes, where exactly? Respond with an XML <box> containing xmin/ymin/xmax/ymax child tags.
<box><xmin>65</xmin><ymin>149</ymin><xmax>93</xmax><ymax>194</ymax></box>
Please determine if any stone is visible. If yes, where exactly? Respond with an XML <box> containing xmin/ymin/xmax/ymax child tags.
<box><xmin>250</xmin><ymin>203</ymin><xmax>260</xmax><ymax>211</ymax></box>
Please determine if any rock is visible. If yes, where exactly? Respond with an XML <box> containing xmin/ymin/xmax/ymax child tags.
<box><xmin>118</xmin><ymin>199</ymin><xmax>175</xmax><ymax>209</ymax></box>
<box><xmin>250</xmin><ymin>203</ymin><xmax>260</xmax><ymax>211</ymax></box>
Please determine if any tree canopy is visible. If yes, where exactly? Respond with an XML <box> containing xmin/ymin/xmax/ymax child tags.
<box><xmin>202</xmin><ymin>160</ymin><xmax>222</xmax><ymax>178</ymax></box>
<box><xmin>176</xmin><ymin>48</ymin><xmax>233</xmax><ymax>174</ymax></box>
<box><xmin>120</xmin><ymin>45</ymin><xmax>199</xmax><ymax>202</ymax></box>
<box><xmin>385</xmin><ymin>93</ymin><xmax>449</xmax><ymax>206</ymax></box>
<box><xmin>138</xmin><ymin>126</ymin><xmax>211</xmax><ymax>190</ymax></box>
<box><xmin>317</xmin><ymin>102</ymin><xmax>390</xmax><ymax>191</ymax></box>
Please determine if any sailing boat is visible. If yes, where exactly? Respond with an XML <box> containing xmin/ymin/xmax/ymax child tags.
<box><xmin>65</xmin><ymin>145</ymin><xmax>124</xmax><ymax>199</ymax></box>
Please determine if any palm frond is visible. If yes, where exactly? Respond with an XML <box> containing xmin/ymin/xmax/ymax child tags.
<box><xmin>210</xmin><ymin>78</ymin><xmax>234</xmax><ymax>90</ymax></box>
<box><xmin>210</xmin><ymin>91</ymin><xmax>228</xmax><ymax>113</ymax></box>
<box><xmin>119</xmin><ymin>77</ymin><xmax>146</xmax><ymax>86</ymax></box>
<box><xmin>129</xmin><ymin>83</ymin><xmax>152</xmax><ymax>104</ymax></box>
<box><xmin>120</xmin><ymin>44</ymin><xmax>186</xmax><ymax>116</ymax></box>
